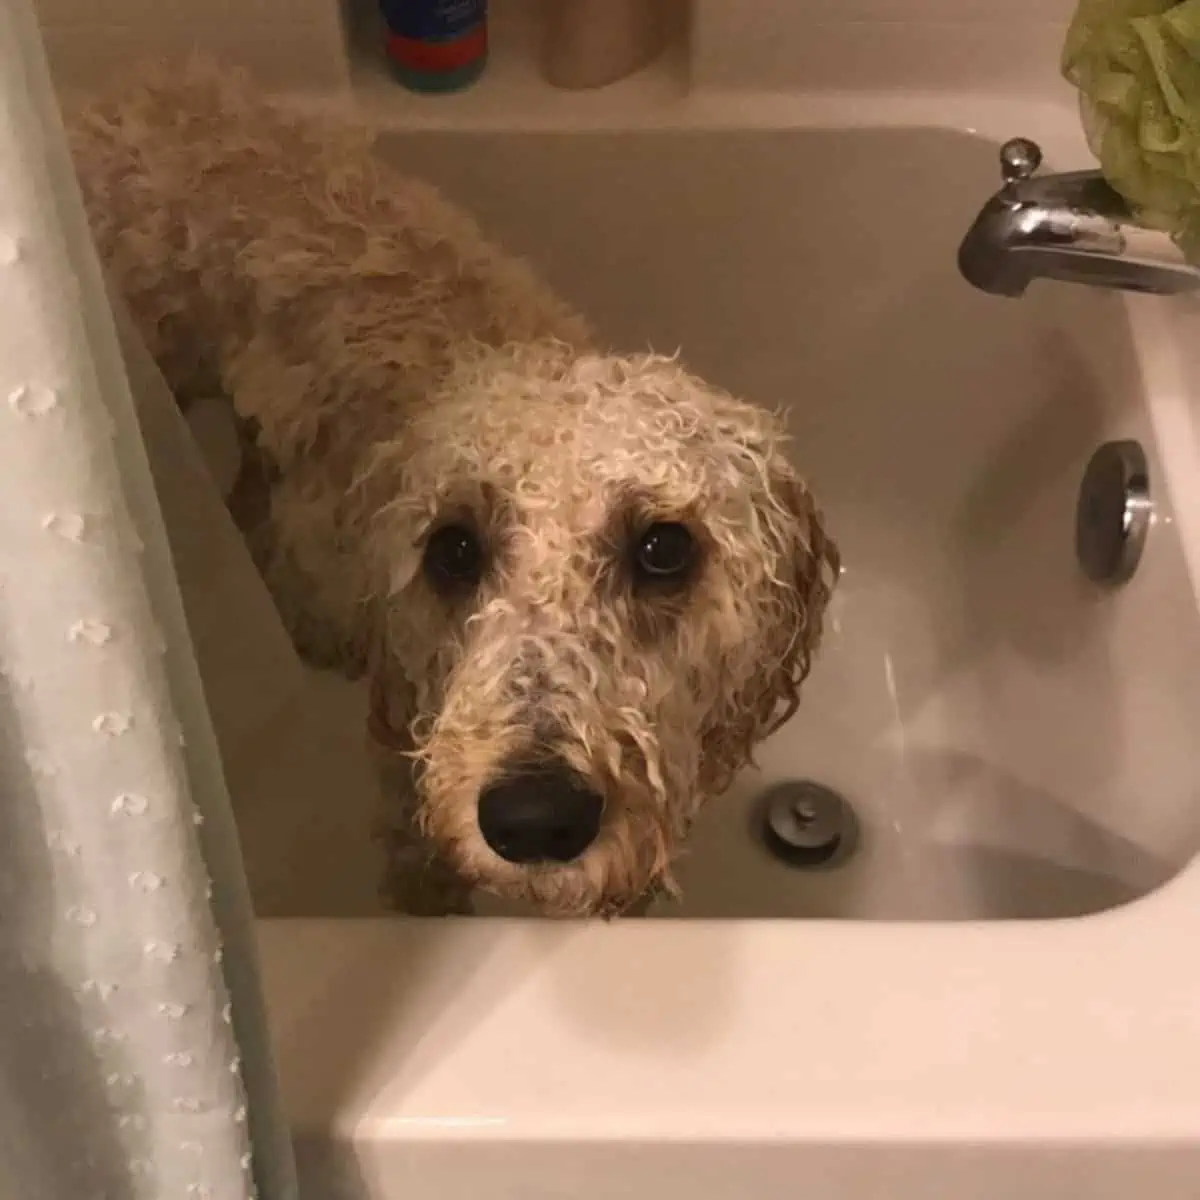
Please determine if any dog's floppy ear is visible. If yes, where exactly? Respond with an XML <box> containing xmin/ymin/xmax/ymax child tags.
<box><xmin>756</xmin><ymin>463</ymin><xmax>839</xmax><ymax>736</ymax></box>
<box><xmin>700</xmin><ymin>458</ymin><xmax>838</xmax><ymax>791</ymax></box>
<box><xmin>368</xmin><ymin>658</ymin><xmax>412</xmax><ymax>754</ymax></box>
<box><xmin>363</xmin><ymin>609</ymin><xmax>422</xmax><ymax>758</ymax></box>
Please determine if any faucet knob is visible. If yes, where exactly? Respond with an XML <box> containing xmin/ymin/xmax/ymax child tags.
<box><xmin>999</xmin><ymin>138</ymin><xmax>1044</xmax><ymax>183</ymax></box>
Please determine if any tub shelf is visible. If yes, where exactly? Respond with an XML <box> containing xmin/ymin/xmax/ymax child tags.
<box><xmin>343</xmin><ymin>0</ymin><xmax>690</xmax><ymax>131</ymax></box>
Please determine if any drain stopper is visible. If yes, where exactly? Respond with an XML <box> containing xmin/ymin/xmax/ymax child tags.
<box><xmin>757</xmin><ymin>780</ymin><xmax>857</xmax><ymax>868</ymax></box>
<box><xmin>1075</xmin><ymin>439</ymin><xmax>1151</xmax><ymax>587</ymax></box>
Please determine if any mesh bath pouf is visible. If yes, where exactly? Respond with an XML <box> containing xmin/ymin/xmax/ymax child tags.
<box><xmin>1063</xmin><ymin>0</ymin><xmax>1200</xmax><ymax>259</ymax></box>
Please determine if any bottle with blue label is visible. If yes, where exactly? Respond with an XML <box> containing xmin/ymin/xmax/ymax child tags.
<box><xmin>380</xmin><ymin>0</ymin><xmax>488</xmax><ymax>93</ymax></box>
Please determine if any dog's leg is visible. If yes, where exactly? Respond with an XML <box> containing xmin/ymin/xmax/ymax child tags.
<box><xmin>377</xmin><ymin>820</ymin><xmax>475</xmax><ymax>917</ymax></box>
<box><xmin>372</xmin><ymin>762</ymin><xmax>474</xmax><ymax>916</ymax></box>
<box><xmin>368</xmin><ymin>668</ymin><xmax>474</xmax><ymax>916</ymax></box>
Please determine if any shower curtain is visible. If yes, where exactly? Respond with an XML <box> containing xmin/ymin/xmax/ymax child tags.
<box><xmin>0</xmin><ymin>2</ymin><xmax>297</xmax><ymax>1198</ymax></box>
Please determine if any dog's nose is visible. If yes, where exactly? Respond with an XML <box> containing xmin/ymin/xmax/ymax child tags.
<box><xmin>477</xmin><ymin>769</ymin><xmax>603</xmax><ymax>865</ymax></box>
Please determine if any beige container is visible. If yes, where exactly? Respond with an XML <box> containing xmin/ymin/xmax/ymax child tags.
<box><xmin>541</xmin><ymin>0</ymin><xmax>668</xmax><ymax>90</ymax></box>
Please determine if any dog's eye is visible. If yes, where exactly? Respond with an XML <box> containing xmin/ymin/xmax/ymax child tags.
<box><xmin>423</xmin><ymin>523</ymin><xmax>485</xmax><ymax>591</ymax></box>
<box><xmin>633</xmin><ymin>522</ymin><xmax>695</xmax><ymax>585</ymax></box>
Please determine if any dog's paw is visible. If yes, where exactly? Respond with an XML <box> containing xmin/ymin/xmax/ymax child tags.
<box><xmin>375</xmin><ymin>823</ymin><xmax>474</xmax><ymax>917</ymax></box>
<box><xmin>382</xmin><ymin>872</ymin><xmax>475</xmax><ymax>917</ymax></box>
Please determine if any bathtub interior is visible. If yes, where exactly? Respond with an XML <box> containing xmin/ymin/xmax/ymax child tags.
<box><xmin>223</xmin><ymin>127</ymin><xmax>1200</xmax><ymax>922</ymax></box>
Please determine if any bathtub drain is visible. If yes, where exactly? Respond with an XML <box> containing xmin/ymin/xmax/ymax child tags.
<box><xmin>1075</xmin><ymin>439</ymin><xmax>1151</xmax><ymax>586</ymax></box>
<box><xmin>754</xmin><ymin>780</ymin><xmax>858</xmax><ymax>869</ymax></box>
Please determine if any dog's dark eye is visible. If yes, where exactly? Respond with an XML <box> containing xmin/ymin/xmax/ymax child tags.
<box><xmin>633</xmin><ymin>522</ymin><xmax>696</xmax><ymax>585</ymax></box>
<box><xmin>423</xmin><ymin>523</ymin><xmax>485</xmax><ymax>591</ymax></box>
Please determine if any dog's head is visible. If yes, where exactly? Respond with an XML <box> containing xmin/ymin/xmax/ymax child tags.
<box><xmin>360</xmin><ymin>344</ymin><xmax>839</xmax><ymax>917</ymax></box>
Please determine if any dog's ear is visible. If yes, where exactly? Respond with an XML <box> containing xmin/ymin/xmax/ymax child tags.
<box><xmin>700</xmin><ymin>457</ymin><xmax>838</xmax><ymax>791</ymax></box>
<box><xmin>365</xmin><ymin>619</ymin><xmax>419</xmax><ymax>757</ymax></box>
<box><xmin>754</xmin><ymin>463</ymin><xmax>839</xmax><ymax>735</ymax></box>
<box><xmin>368</xmin><ymin>661</ymin><xmax>411</xmax><ymax>754</ymax></box>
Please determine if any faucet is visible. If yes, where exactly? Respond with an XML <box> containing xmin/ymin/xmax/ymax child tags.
<box><xmin>957</xmin><ymin>138</ymin><xmax>1200</xmax><ymax>298</ymax></box>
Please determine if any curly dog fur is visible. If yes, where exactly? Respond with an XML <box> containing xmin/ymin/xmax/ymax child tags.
<box><xmin>64</xmin><ymin>60</ymin><xmax>840</xmax><ymax>918</ymax></box>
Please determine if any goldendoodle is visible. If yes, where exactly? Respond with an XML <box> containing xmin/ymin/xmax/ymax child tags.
<box><xmin>65</xmin><ymin>60</ymin><xmax>840</xmax><ymax>917</ymax></box>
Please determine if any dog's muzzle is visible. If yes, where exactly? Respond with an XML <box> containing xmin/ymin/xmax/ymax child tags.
<box><xmin>477</xmin><ymin>765</ymin><xmax>603</xmax><ymax>865</ymax></box>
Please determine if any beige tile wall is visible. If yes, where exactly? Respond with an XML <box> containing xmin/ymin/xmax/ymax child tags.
<box><xmin>689</xmin><ymin>0</ymin><xmax>1080</xmax><ymax>92</ymax></box>
<box><xmin>32</xmin><ymin>0</ymin><xmax>1082</xmax><ymax>97</ymax></box>
<box><xmin>34</xmin><ymin>0</ymin><xmax>353</xmax><ymax>91</ymax></box>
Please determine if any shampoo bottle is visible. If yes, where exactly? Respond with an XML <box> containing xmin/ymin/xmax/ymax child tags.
<box><xmin>381</xmin><ymin>0</ymin><xmax>488</xmax><ymax>93</ymax></box>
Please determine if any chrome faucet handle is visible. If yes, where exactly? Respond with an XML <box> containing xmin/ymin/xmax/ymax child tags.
<box><xmin>960</xmin><ymin>133</ymin><xmax>1200</xmax><ymax>297</ymax></box>
<box><xmin>999</xmin><ymin>138</ymin><xmax>1044</xmax><ymax>184</ymax></box>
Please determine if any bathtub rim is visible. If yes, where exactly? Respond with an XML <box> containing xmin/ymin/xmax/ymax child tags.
<box><xmin>258</xmin><ymin>851</ymin><xmax>1200</xmax><ymax>1144</ymax></box>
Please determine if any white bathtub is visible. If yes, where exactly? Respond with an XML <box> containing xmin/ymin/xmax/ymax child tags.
<box><xmin>241</xmin><ymin>92</ymin><xmax>1200</xmax><ymax>1198</ymax></box>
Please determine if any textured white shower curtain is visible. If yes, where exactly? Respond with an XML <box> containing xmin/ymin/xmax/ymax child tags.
<box><xmin>0</xmin><ymin>2</ymin><xmax>297</xmax><ymax>1198</ymax></box>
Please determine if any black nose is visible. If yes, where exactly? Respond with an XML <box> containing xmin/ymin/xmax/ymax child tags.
<box><xmin>477</xmin><ymin>768</ymin><xmax>603</xmax><ymax>865</ymax></box>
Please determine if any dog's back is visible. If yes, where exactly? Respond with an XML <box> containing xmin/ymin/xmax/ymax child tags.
<box><xmin>63</xmin><ymin>58</ymin><xmax>590</xmax><ymax>446</ymax></box>
<box><xmin>62</xmin><ymin>58</ymin><xmax>593</xmax><ymax>677</ymax></box>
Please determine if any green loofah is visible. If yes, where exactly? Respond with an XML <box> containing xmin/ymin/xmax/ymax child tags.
<box><xmin>1063</xmin><ymin>0</ymin><xmax>1200</xmax><ymax>260</ymax></box>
